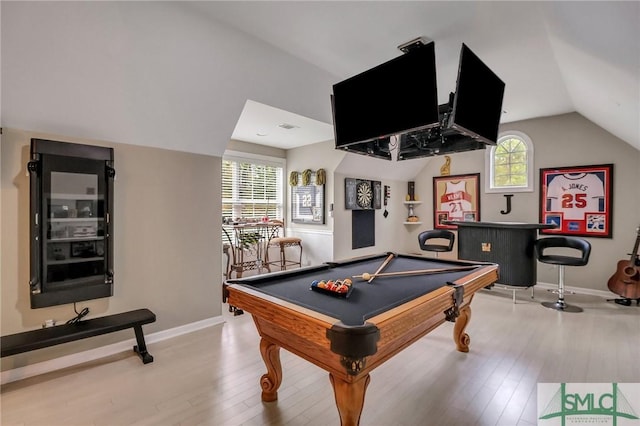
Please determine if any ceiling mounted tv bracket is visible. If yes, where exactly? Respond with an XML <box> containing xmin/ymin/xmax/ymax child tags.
<box><xmin>397</xmin><ymin>37</ymin><xmax>433</xmax><ymax>53</ymax></box>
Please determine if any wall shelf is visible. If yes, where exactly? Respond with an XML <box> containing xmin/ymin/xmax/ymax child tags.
<box><xmin>403</xmin><ymin>200</ymin><xmax>422</xmax><ymax>224</ymax></box>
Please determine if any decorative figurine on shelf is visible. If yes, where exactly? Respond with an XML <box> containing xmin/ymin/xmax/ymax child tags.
<box><xmin>440</xmin><ymin>155</ymin><xmax>451</xmax><ymax>176</ymax></box>
<box><xmin>407</xmin><ymin>181</ymin><xmax>415</xmax><ymax>201</ymax></box>
<box><xmin>407</xmin><ymin>204</ymin><xmax>419</xmax><ymax>222</ymax></box>
<box><xmin>405</xmin><ymin>181</ymin><xmax>420</xmax><ymax>222</ymax></box>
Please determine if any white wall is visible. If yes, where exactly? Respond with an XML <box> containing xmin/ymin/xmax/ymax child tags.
<box><xmin>290</xmin><ymin>113</ymin><xmax>639</xmax><ymax>295</ymax></box>
<box><xmin>0</xmin><ymin>1</ymin><xmax>339</xmax><ymax>371</ymax></box>
<box><xmin>285</xmin><ymin>141</ymin><xmax>338</xmax><ymax>265</ymax></box>
<box><xmin>2</xmin><ymin>2</ymin><xmax>639</xmax><ymax>375</ymax></box>
<box><xmin>286</xmin><ymin>141</ymin><xmax>422</xmax><ymax>264</ymax></box>
<box><xmin>413</xmin><ymin>113</ymin><xmax>640</xmax><ymax>292</ymax></box>
<box><xmin>1</xmin><ymin>2</ymin><xmax>337</xmax><ymax>157</ymax></box>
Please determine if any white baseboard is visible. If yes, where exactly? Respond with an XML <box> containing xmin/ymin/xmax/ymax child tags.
<box><xmin>1</xmin><ymin>315</ymin><xmax>224</xmax><ymax>385</ymax></box>
<box><xmin>488</xmin><ymin>281</ymin><xmax>615</xmax><ymax>299</ymax></box>
<box><xmin>534</xmin><ymin>281</ymin><xmax>614</xmax><ymax>299</ymax></box>
<box><xmin>1</xmin><ymin>282</ymin><xmax>616</xmax><ymax>385</ymax></box>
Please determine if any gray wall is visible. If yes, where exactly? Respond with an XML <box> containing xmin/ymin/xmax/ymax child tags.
<box><xmin>284</xmin><ymin>112</ymin><xmax>640</xmax><ymax>290</ymax></box>
<box><xmin>411</xmin><ymin>113</ymin><xmax>640</xmax><ymax>292</ymax></box>
<box><xmin>1</xmin><ymin>0</ymin><xmax>337</xmax><ymax>372</ymax></box>
<box><xmin>2</xmin><ymin>1</ymin><xmax>638</xmax><ymax>373</ymax></box>
<box><xmin>2</xmin><ymin>115</ymin><xmax>637</xmax><ymax>373</ymax></box>
<box><xmin>1</xmin><ymin>129</ymin><xmax>221</xmax><ymax>370</ymax></box>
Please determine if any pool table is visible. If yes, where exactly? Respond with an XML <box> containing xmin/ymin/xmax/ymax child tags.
<box><xmin>224</xmin><ymin>253</ymin><xmax>498</xmax><ymax>426</ymax></box>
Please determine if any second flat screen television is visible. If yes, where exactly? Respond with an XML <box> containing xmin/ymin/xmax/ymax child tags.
<box><xmin>332</xmin><ymin>42</ymin><xmax>439</xmax><ymax>149</ymax></box>
<box><xmin>450</xmin><ymin>43</ymin><xmax>505</xmax><ymax>145</ymax></box>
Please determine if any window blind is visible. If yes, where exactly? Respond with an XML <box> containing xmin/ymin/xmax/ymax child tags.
<box><xmin>221</xmin><ymin>158</ymin><xmax>284</xmax><ymax>222</ymax></box>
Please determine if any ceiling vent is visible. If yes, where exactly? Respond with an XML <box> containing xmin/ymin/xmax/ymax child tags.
<box><xmin>278</xmin><ymin>123</ymin><xmax>299</xmax><ymax>130</ymax></box>
<box><xmin>397</xmin><ymin>36</ymin><xmax>432</xmax><ymax>53</ymax></box>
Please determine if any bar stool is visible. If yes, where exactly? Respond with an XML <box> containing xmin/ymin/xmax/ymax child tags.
<box><xmin>535</xmin><ymin>236</ymin><xmax>591</xmax><ymax>313</ymax></box>
<box><xmin>418</xmin><ymin>229</ymin><xmax>455</xmax><ymax>258</ymax></box>
<box><xmin>222</xmin><ymin>239</ymin><xmax>243</xmax><ymax>315</ymax></box>
<box><xmin>265</xmin><ymin>221</ymin><xmax>303</xmax><ymax>271</ymax></box>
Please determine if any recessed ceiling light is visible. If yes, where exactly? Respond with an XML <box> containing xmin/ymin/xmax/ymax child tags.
<box><xmin>256</xmin><ymin>132</ymin><xmax>268</xmax><ymax>137</ymax></box>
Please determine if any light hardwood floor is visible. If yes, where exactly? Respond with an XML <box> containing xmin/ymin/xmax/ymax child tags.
<box><xmin>2</xmin><ymin>289</ymin><xmax>639</xmax><ymax>426</ymax></box>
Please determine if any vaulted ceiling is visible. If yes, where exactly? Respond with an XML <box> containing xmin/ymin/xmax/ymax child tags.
<box><xmin>189</xmin><ymin>1</ymin><xmax>639</xmax><ymax>152</ymax></box>
<box><xmin>2</xmin><ymin>1</ymin><xmax>638</xmax><ymax>166</ymax></box>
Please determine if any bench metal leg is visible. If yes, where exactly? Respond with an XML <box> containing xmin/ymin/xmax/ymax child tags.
<box><xmin>133</xmin><ymin>324</ymin><xmax>154</xmax><ymax>364</ymax></box>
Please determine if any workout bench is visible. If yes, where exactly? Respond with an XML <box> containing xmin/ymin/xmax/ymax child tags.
<box><xmin>1</xmin><ymin>308</ymin><xmax>156</xmax><ymax>364</ymax></box>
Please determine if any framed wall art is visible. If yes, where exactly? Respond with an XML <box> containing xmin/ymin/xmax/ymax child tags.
<box><xmin>291</xmin><ymin>171</ymin><xmax>325</xmax><ymax>224</ymax></box>
<box><xmin>539</xmin><ymin>164</ymin><xmax>613</xmax><ymax>238</ymax></box>
<box><xmin>433</xmin><ymin>173</ymin><xmax>481</xmax><ymax>229</ymax></box>
<box><xmin>344</xmin><ymin>178</ymin><xmax>381</xmax><ymax>210</ymax></box>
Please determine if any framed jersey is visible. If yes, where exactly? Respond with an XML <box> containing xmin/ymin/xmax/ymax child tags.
<box><xmin>292</xmin><ymin>171</ymin><xmax>325</xmax><ymax>224</ymax></box>
<box><xmin>433</xmin><ymin>173</ymin><xmax>480</xmax><ymax>229</ymax></box>
<box><xmin>539</xmin><ymin>164</ymin><xmax>613</xmax><ymax>238</ymax></box>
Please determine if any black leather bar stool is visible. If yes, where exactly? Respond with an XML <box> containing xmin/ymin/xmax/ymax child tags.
<box><xmin>418</xmin><ymin>229</ymin><xmax>455</xmax><ymax>258</ymax></box>
<box><xmin>535</xmin><ymin>236</ymin><xmax>591</xmax><ymax>313</ymax></box>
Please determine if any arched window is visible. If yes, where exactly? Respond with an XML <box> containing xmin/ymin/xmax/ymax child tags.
<box><xmin>485</xmin><ymin>131</ymin><xmax>534</xmax><ymax>193</ymax></box>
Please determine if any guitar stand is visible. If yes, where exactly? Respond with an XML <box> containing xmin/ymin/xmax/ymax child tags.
<box><xmin>606</xmin><ymin>298</ymin><xmax>640</xmax><ymax>306</ymax></box>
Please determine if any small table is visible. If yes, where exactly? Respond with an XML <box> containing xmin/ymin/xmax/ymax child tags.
<box><xmin>223</xmin><ymin>221</ymin><xmax>281</xmax><ymax>278</ymax></box>
<box><xmin>224</xmin><ymin>253</ymin><xmax>498</xmax><ymax>426</ymax></box>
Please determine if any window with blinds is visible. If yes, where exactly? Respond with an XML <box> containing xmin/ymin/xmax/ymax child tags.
<box><xmin>221</xmin><ymin>156</ymin><xmax>284</xmax><ymax>223</ymax></box>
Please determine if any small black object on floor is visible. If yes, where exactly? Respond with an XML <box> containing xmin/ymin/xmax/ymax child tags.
<box><xmin>607</xmin><ymin>298</ymin><xmax>640</xmax><ymax>306</ymax></box>
<box><xmin>228</xmin><ymin>305</ymin><xmax>244</xmax><ymax>316</ymax></box>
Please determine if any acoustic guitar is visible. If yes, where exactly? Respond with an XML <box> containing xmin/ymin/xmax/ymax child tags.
<box><xmin>607</xmin><ymin>226</ymin><xmax>640</xmax><ymax>300</ymax></box>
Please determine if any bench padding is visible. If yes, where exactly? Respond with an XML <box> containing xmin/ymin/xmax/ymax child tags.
<box><xmin>1</xmin><ymin>308</ymin><xmax>156</xmax><ymax>363</ymax></box>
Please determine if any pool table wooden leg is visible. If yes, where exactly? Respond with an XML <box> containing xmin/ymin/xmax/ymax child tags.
<box><xmin>453</xmin><ymin>304</ymin><xmax>472</xmax><ymax>352</ymax></box>
<box><xmin>329</xmin><ymin>373</ymin><xmax>370</xmax><ymax>426</ymax></box>
<box><xmin>259</xmin><ymin>338</ymin><xmax>282</xmax><ymax>402</ymax></box>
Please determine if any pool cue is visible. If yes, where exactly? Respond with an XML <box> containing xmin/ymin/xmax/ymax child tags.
<box><xmin>353</xmin><ymin>265</ymin><xmax>477</xmax><ymax>281</ymax></box>
<box><xmin>368</xmin><ymin>253</ymin><xmax>396</xmax><ymax>283</ymax></box>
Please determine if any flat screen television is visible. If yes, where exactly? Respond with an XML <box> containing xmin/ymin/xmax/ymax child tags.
<box><xmin>338</xmin><ymin>137</ymin><xmax>392</xmax><ymax>160</ymax></box>
<box><xmin>396</xmin><ymin>129</ymin><xmax>486</xmax><ymax>160</ymax></box>
<box><xmin>449</xmin><ymin>43</ymin><xmax>505</xmax><ymax>145</ymax></box>
<box><xmin>332</xmin><ymin>42</ymin><xmax>439</xmax><ymax>151</ymax></box>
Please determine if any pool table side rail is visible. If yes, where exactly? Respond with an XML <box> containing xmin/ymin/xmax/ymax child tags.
<box><xmin>226</xmin><ymin>284</ymin><xmax>339</xmax><ymax>323</ymax></box>
<box><xmin>225</xmin><ymin>264</ymin><xmax>498</xmax><ymax>382</ymax></box>
<box><xmin>228</xmin><ymin>284</ymin><xmax>458</xmax><ymax>382</ymax></box>
<box><xmin>227</xmin><ymin>285</ymin><xmax>349</xmax><ymax>378</ymax></box>
<box><xmin>452</xmin><ymin>264</ymin><xmax>501</xmax><ymax>296</ymax></box>
<box><xmin>325</xmin><ymin>252</ymin><xmax>491</xmax><ymax>268</ymax></box>
<box><xmin>363</xmin><ymin>264</ymin><xmax>498</xmax><ymax>373</ymax></box>
<box><xmin>368</xmin><ymin>264</ymin><xmax>497</xmax><ymax>328</ymax></box>
<box><xmin>226</xmin><ymin>283</ymin><xmax>338</xmax><ymax>346</ymax></box>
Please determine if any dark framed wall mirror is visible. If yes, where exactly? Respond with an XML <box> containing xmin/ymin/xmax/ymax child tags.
<box><xmin>28</xmin><ymin>139</ymin><xmax>115</xmax><ymax>308</ymax></box>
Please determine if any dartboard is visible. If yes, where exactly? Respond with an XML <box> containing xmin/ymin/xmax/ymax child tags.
<box><xmin>356</xmin><ymin>181</ymin><xmax>373</xmax><ymax>208</ymax></box>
